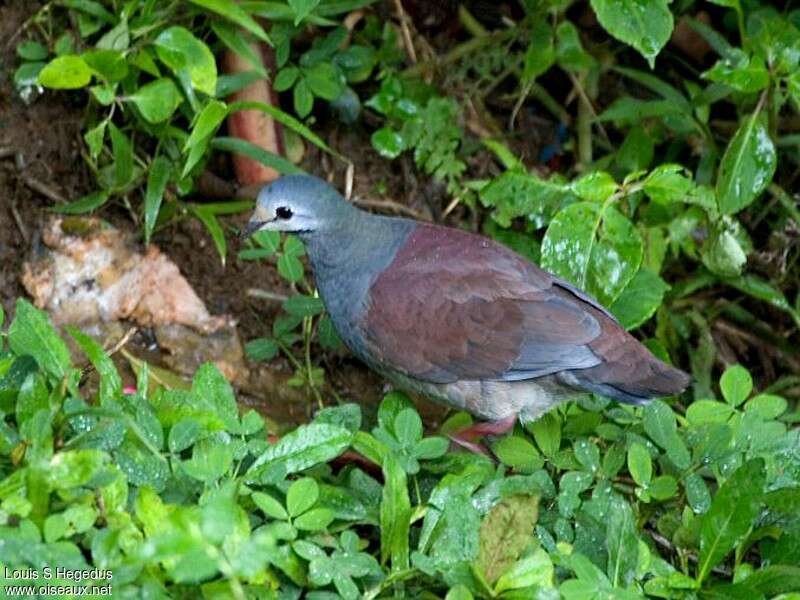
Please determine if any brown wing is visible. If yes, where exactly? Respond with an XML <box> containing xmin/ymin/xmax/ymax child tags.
<box><xmin>362</xmin><ymin>224</ymin><xmax>605</xmax><ymax>384</ymax></box>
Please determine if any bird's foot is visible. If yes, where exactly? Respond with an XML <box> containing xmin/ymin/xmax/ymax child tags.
<box><xmin>446</xmin><ymin>414</ymin><xmax>517</xmax><ymax>457</ymax></box>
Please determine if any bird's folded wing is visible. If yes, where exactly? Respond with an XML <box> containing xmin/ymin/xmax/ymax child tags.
<box><xmin>362</xmin><ymin>226</ymin><xmax>606</xmax><ymax>384</ymax></box>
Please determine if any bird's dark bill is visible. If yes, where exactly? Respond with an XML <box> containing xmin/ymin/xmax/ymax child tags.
<box><xmin>240</xmin><ymin>220</ymin><xmax>268</xmax><ymax>240</ymax></box>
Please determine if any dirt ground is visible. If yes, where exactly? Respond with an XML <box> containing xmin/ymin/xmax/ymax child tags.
<box><xmin>0</xmin><ymin>2</ymin><xmax>459</xmax><ymax>429</ymax></box>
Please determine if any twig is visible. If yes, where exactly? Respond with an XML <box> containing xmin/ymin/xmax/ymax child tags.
<box><xmin>393</xmin><ymin>0</ymin><xmax>417</xmax><ymax>64</ymax></box>
<box><xmin>646</xmin><ymin>528</ymin><xmax>732</xmax><ymax>578</ymax></box>
<box><xmin>20</xmin><ymin>172</ymin><xmax>66</xmax><ymax>203</ymax></box>
<box><xmin>9</xmin><ymin>203</ymin><xmax>28</xmax><ymax>243</ymax></box>
<box><xmin>352</xmin><ymin>196</ymin><xmax>429</xmax><ymax>220</ymax></box>
<box><xmin>105</xmin><ymin>326</ymin><xmax>138</xmax><ymax>357</ymax></box>
<box><xmin>247</xmin><ymin>288</ymin><xmax>289</xmax><ymax>303</ymax></box>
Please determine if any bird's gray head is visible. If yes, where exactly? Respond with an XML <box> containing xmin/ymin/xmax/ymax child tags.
<box><xmin>241</xmin><ymin>175</ymin><xmax>355</xmax><ymax>239</ymax></box>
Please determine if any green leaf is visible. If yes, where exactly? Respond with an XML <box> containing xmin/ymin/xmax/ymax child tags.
<box><xmin>168</xmin><ymin>418</ymin><xmax>200</xmax><ymax>453</ymax></box>
<box><xmin>394</xmin><ymin>408</ymin><xmax>423</xmax><ymax>447</ymax></box>
<box><xmin>210</xmin><ymin>19</ymin><xmax>267</xmax><ymax>76</ymax></box>
<box><xmin>702</xmin><ymin>225</ymin><xmax>747</xmax><ymax>277</ymax></box>
<box><xmin>649</xmin><ymin>475</ymin><xmax>678</xmax><ymax>500</ymax></box>
<box><xmin>703</xmin><ymin>50</ymin><xmax>770</xmax><ymax>93</ymax></box>
<box><xmin>17</xmin><ymin>40</ymin><xmax>48</xmax><ymax>61</ymax></box>
<box><xmin>371</xmin><ymin>127</ymin><xmax>405</xmax><ymax>159</ymax></box>
<box><xmin>523</xmin><ymin>19</ymin><xmax>555</xmax><ymax>82</ymax></box>
<box><xmin>745</xmin><ymin>394</ymin><xmax>787</xmax><ymax>420</ymax></box>
<box><xmin>477</xmin><ymin>494</ymin><xmax>539</xmax><ymax>585</ymax></box>
<box><xmin>293</xmin><ymin>78</ymin><xmax>314</xmax><ymax>117</ymax></box>
<box><xmin>720</xmin><ymin>365</ymin><xmax>752</xmax><ymax>407</ymax></box>
<box><xmin>189</xmin><ymin>0</ymin><xmax>271</xmax><ymax>44</ymax></box>
<box><xmin>643</xmin><ymin>164</ymin><xmax>695</xmax><ymax>204</ymax></box>
<box><xmin>129</xmin><ymin>78</ymin><xmax>182</xmax><ymax>123</ymax></box>
<box><xmin>294</xmin><ymin>507</ymin><xmax>334</xmax><ymax>531</ymax></box>
<box><xmin>84</xmin><ymin>120</ymin><xmax>106</xmax><ymax>159</ymax></box>
<box><xmin>697</xmin><ymin>459</ymin><xmax>765</xmax><ymax>583</ymax></box>
<box><xmin>493</xmin><ymin>435</ymin><xmax>541</xmax><ymax>471</ymax></box>
<box><xmin>716</xmin><ymin>112</ymin><xmax>776</xmax><ymax>215</ymax></box>
<box><xmin>38</xmin><ymin>55</ymin><xmax>92</xmax><ymax>89</ymax></box>
<box><xmin>527</xmin><ymin>412</ymin><xmax>561</xmax><ymax>457</ymax></box>
<box><xmin>191</xmin><ymin>206</ymin><xmax>227</xmax><ymax>265</ymax></box>
<box><xmin>288</xmin><ymin>0</ymin><xmax>320</xmax><ymax>25</ymax></box>
<box><xmin>627</xmin><ymin>442</ymin><xmax>652</xmax><ymax>487</ymax></box>
<box><xmin>686</xmin><ymin>473</ymin><xmax>712</xmax><ymax>514</ymax></box>
<box><xmin>228</xmin><ymin>100</ymin><xmax>340</xmax><ymax>158</ymax></box>
<box><xmin>480</xmin><ymin>171</ymin><xmax>571</xmax><ymax>229</ymax></box>
<box><xmin>83</xmin><ymin>49</ymin><xmax>128</xmax><ymax>81</ymax></box>
<box><xmin>495</xmin><ymin>547</ymin><xmax>555</xmax><ymax>593</ymax></box>
<box><xmin>245</xmin><ymin>337</ymin><xmax>279</xmax><ymax>361</ymax></box>
<box><xmin>571</xmin><ymin>171</ymin><xmax>618</xmax><ymax>202</ymax></box>
<box><xmin>610</xmin><ymin>269</ymin><xmax>669</xmax><ymax>330</ymax></box>
<box><xmin>51</xmin><ymin>190</ymin><xmax>109</xmax><ymax>215</ymax></box>
<box><xmin>8</xmin><ymin>299</ymin><xmax>71</xmax><ymax>381</ymax></box>
<box><xmin>541</xmin><ymin>202</ymin><xmax>643</xmax><ymax>305</ymax></box>
<box><xmin>154</xmin><ymin>26</ymin><xmax>217</xmax><ymax>96</ymax></box>
<box><xmin>287</xmin><ymin>477</ymin><xmax>319</xmax><ymax>517</ymax></box>
<box><xmin>278</xmin><ymin>252</ymin><xmax>305</xmax><ymax>283</ymax></box>
<box><xmin>643</xmin><ymin>400</ymin><xmax>690</xmax><ymax>469</ymax></box>
<box><xmin>606</xmin><ymin>495</ymin><xmax>638</xmax><ymax>587</ymax></box>
<box><xmin>247</xmin><ymin>423</ymin><xmax>353</xmax><ymax>483</ymax></box>
<box><xmin>108</xmin><ymin>123</ymin><xmax>133</xmax><ymax>190</ymax></box>
<box><xmin>183</xmin><ymin>100</ymin><xmax>228</xmax><ymax>177</ymax></box>
<box><xmin>589</xmin><ymin>0</ymin><xmax>673</xmax><ymax>68</ymax></box>
<box><xmin>303</xmin><ymin>62</ymin><xmax>342</xmax><ymax>100</ymax></box>
<box><xmin>183</xmin><ymin>438</ymin><xmax>233</xmax><ymax>482</ymax></box>
<box><xmin>211</xmin><ymin>137</ymin><xmax>305</xmax><ymax>175</ymax></box>
<box><xmin>380</xmin><ymin>452</ymin><xmax>410</xmax><ymax>570</ymax></box>
<box><xmin>68</xmin><ymin>327</ymin><xmax>121</xmax><ymax>406</ymax></box>
<box><xmin>144</xmin><ymin>156</ymin><xmax>172</xmax><ymax>244</ymax></box>
<box><xmin>191</xmin><ymin>363</ymin><xmax>240</xmax><ymax>432</ymax></box>
<box><xmin>253</xmin><ymin>491</ymin><xmax>289</xmax><ymax>520</ymax></box>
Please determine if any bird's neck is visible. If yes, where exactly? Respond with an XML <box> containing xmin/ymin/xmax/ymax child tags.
<box><xmin>300</xmin><ymin>210</ymin><xmax>415</xmax><ymax>328</ymax></box>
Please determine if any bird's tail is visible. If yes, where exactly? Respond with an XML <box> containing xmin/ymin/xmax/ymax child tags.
<box><xmin>562</xmin><ymin>350</ymin><xmax>691</xmax><ymax>405</ymax></box>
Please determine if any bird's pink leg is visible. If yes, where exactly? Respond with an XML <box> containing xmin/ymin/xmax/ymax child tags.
<box><xmin>447</xmin><ymin>414</ymin><xmax>518</xmax><ymax>456</ymax></box>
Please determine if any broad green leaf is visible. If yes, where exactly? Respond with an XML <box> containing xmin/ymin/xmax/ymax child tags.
<box><xmin>527</xmin><ymin>412</ymin><xmax>561</xmax><ymax>457</ymax></box>
<box><xmin>589</xmin><ymin>0</ymin><xmax>673</xmax><ymax>68</ymax></box>
<box><xmin>702</xmin><ymin>225</ymin><xmax>747</xmax><ymax>277</ymax></box>
<box><xmin>697</xmin><ymin>459</ymin><xmax>765</xmax><ymax>583</ymax></box>
<box><xmin>287</xmin><ymin>477</ymin><xmax>319</xmax><ymax>517</ymax></box>
<box><xmin>278</xmin><ymin>252</ymin><xmax>304</xmax><ymax>282</ymax></box>
<box><xmin>253</xmin><ymin>491</ymin><xmax>288</xmax><ymax>520</ymax></box>
<box><xmin>542</xmin><ymin>202</ymin><xmax>643</xmax><ymax>305</ymax></box>
<box><xmin>480</xmin><ymin>171</ymin><xmax>572</xmax><ymax>229</ymax></box>
<box><xmin>745</xmin><ymin>394</ymin><xmax>787</xmax><ymax>420</ymax></box>
<box><xmin>191</xmin><ymin>363</ymin><xmax>240</xmax><ymax>432</ymax></box>
<box><xmin>144</xmin><ymin>156</ymin><xmax>172</xmax><ymax>244</ymax></box>
<box><xmin>8</xmin><ymin>299</ymin><xmax>71</xmax><ymax>381</ymax></box>
<box><xmin>38</xmin><ymin>55</ymin><xmax>92</xmax><ymax>89</ymax></box>
<box><xmin>245</xmin><ymin>337</ymin><xmax>279</xmax><ymax>361</ymax></box>
<box><xmin>283</xmin><ymin>295</ymin><xmax>324</xmax><ymax>317</ymax></box>
<box><xmin>154</xmin><ymin>26</ymin><xmax>217</xmax><ymax>96</ymax></box>
<box><xmin>494</xmin><ymin>547</ymin><xmax>555</xmax><ymax>593</ymax></box>
<box><xmin>17</xmin><ymin>40</ymin><xmax>48</xmax><ymax>61</ymax></box>
<box><xmin>168</xmin><ymin>418</ymin><xmax>200</xmax><ymax>453</ymax></box>
<box><xmin>129</xmin><ymin>78</ymin><xmax>182</xmax><ymax>123</ymax></box>
<box><xmin>649</xmin><ymin>475</ymin><xmax>678</xmax><ymax>500</ymax></box>
<box><xmin>247</xmin><ymin>423</ymin><xmax>353</xmax><ymax>483</ymax></box>
<box><xmin>643</xmin><ymin>400</ymin><xmax>690</xmax><ymax>469</ymax></box>
<box><xmin>643</xmin><ymin>164</ymin><xmax>695</xmax><ymax>204</ymax></box>
<box><xmin>686</xmin><ymin>473</ymin><xmax>712</xmax><ymax>514</ymax></box>
<box><xmin>294</xmin><ymin>507</ymin><xmax>334</xmax><ymax>531</ymax></box>
<box><xmin>717</xmin><ymin>113</ymin><xmax>776</xmax><ymax>215</ymax></box>
<box><xmin>606</xmin><ymin>495</ymin><xmax>638</xmax><ymax>587</ymax></box>
<box><xmin>572</xmin><ymin>171</ymin><xmax>618</xmax><ymax>203</ymax></box>
<box><xmin>183</xmin><ymin>438</ymin><xmax>233</xmax><ymax>482</ymax></box>
<box><xmin>627</xmin><ymin>442</ymin><xmax>652</xmax><ymax>487</ymax></box>
<box><xmin>380</xmin><ymin>452</ymin><xmax>410</xmax><ymax>570</ymax></box>
<box><xmin>371</xmin><ymin>127</ymin><xmax>405</xmax><ymax>159</ymax></box>
<box><xmin>720</xmin><ymin>365</ymin><xmax>752</xmax><ymax>407</ymax></box>
<box><xmin>610</xmin><ymin>268</ymin><xmax>669</xmax><ymax>330</ymax></box>
<box><xmin>477</xmin><ymin>494</ymin><xmax>539</xmax><ymax>584</ymax></box>
<box><xmin>189</xmin><ymin>0</ymin><xmax>271</xmax><ymax>43</ymax></box>
<box><xmin>703</xmin><ymin>50</ymin><xmax>770</xmax><ymax>93</ymax></box>
<box><xmin>293</xmin><ymin>78</ymin><xmax>314</xmax><ymax>117</ymax></box>
<box><xmin>493</xmin><ymin>435</ymin><xmax>541</xmax><ymax>471</ymax></box>
<box><xmin>82</xmin><ymin>49</ymin><xmax>128</xmax><ymax>81</ymax></box>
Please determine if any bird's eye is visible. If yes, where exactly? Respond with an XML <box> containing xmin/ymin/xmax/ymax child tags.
<box><xmin>275</xmin><ymin>206</ymin><xmax>293</xmax><ymax>220</ymax></box>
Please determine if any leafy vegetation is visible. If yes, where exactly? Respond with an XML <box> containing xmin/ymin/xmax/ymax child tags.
<box><xmin>6</xmin><ymin>0</ymin><xmax>800</xmax><ymax>597</ymax></box>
